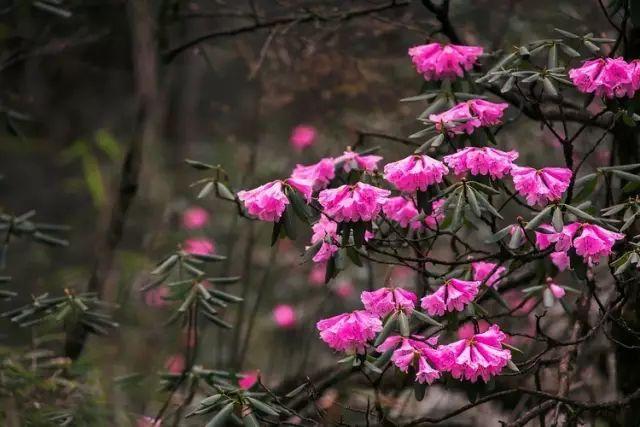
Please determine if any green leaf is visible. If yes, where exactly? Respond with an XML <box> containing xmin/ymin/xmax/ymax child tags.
<box><xmin>375</xmin><ymin>312</ymin><xmax>398</xmax><ymax>346</ymax></box>
<box><xmin>414</xmin><ymin>382</ymin><xmax>427</xmax><ymax>401</ymax></box>
<box><xmin>485</xmin><ymin>226</ymin><xmax>511</xmax><ymax>243</ymax></box>
<box><xmin>285</xmin><ymin>383</ymin><xmax>308</xmax><ymax>399</ymax></box>
<box><xmin>287</xmin><ymin>189</ymin><xmax>310</xmax><ymax>223</ymax></box>
<box><xmin>542</xmin><ymin>77</ymin><xmax>558</xmax><ymax>96</ymax></box>
<box><xmin>563</xmin><ymin>204</ymin><xmax>599</xmax><ymax>223</ymax></box>
<box><xmin>242</xmin><ymin>411</ymin><xmax>260</xmax><ymax>427</ymax></box>
<box><xmin>475</xmin><ymin>192</ymin><xmax>503</xmax><ymax>219</ymax></box>
<box><xmin>271</xmin><ymin>219</ymin><xmax>284</xmax><ymax>246</ymax></box>
<box><xmin>552</xmin><ymin>207</ymin><xmax>564</xmax><ymax>232</ymax></box>
<box><xmin>414</xmin><ymin>133</ymin><xmax>444</xmax><ymax>154</ymax></box>
<box><xmin>558</xmin><ymin>43</ymin><xmax>580</xmax><ymax>58</ymax></box>
<box><xmin>411</xmin><ymin>308</ymin><xmax>442</xmax><ymax>327</ymax></box>
<box><xmin>398</xmin><ymin>311</ymin><xmax>410</xmax><ymax>337</ymax></box>
<box><xmin>198</xmin><ymin>181</ymin><xmax>215</xmax><ymax>199</ymax></box>
<box><xmin>466</xmin><ymin>187</ymin><xmax>482</xmax><ymax>217</ymax></box>
<box><xmin>152</xmin><ymin>255</ymin><xmax>179</xmax><ymax>275</ymax></box>
<box><xmin>206</xmin><ymin>402</ymin><xmax>235</xmax><ymax>427</ymax></box>
<box><xmin>611</xmin><ymin>169</ymin><xmax>640</xmax><ymax>183</ymax></box>
<box><xmin>186</xmin><ymin>159</ymin><xmax>215</xmax><ymax>170</ymax></box>
<box><xmin>506</xmin><ymin>360</ymin><xmax>520</xmax><ymax>372</ymax></box>
<box><xmin>508</xmin><ymin>226</ymin><xmax>523</xmax><ymax>249</ymax></box>
<box><xmin>246</xmin><ymin>397</ymin><xmax>279</xmax><ymax>417</ymax></box>
<box><xmin>374</xmin><ymin>348</ymin><xmax>394</xmax><ymax>368</ymax></box>
<box><xmin>547</xmin><ymin>44</ymin><xmax>557</xmax><ymax>69</ymax></box>
<box><xmin>216</xmin><ymin>182</ymin><xmax>236</xmax><ymax>200</ymax></box>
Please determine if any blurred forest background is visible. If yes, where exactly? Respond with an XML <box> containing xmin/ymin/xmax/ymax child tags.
<box><xmin>0</xmin><ymin>0</ymin><xmax>615</xmax><ymax>425</ymax></box>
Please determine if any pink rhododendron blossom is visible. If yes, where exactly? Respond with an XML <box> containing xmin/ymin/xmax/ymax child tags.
<box><xmin>273</xmin><ymin>304</ymin><xmax>296</xmax><ymax>328</ymax></box>
<box><xmin>572</xmin><ymin>223</ymin><xmax>624</xmax><ymax>264</ymax></box>
<box><xmin>238</xmin><ymin>179</ymin><xmax>312</xmax><ymax>222</ymax></box>
<box><xmin>382</xmin><ymin>196</ymin><xmax>419</xmax><ymax>228</ymax></box>
<box><xmin>238</xmin><ymin>370</ymin><xmax>259</xmax><ymax>389</ymax></box>
<box><xmin>334</xmin><ymin>279</ymin><xmax>355</xmax><ymax>298</ymax></box>
<box><xmin>457</xmin><ymin>320</ymin><xmax>490</xmax><ymax>339</ymax></box>
<box><xmin>182</xmin><ymin>206</ymin><xmax>209</xmax><ymax>229</ymax></box>
<box><xmin>137</xmin><ymin>416</ymin><xmax>161</xmax><ymax>427</ymax></box>
<box><xmin>424</xmin><ymin>199</ymin><xmax>446</xmax><ymax>230</ymax></box>
<box><xmin>429</xmin><ymin>100</ymin><xmax>508</xmax><ymax>135</ymax></box>
<box><xmin>408</xmin><ymin>43</ymin><xmax>483</xmax><ymax>80</ymax></box>
<box><xmin>165</xmin><ymin>354</ymin><xmax>185</xmax><ymax>374</ymax></box>
<box><xmin>309</xmin><ymin>216</ymin><xmax>339</xmax><ymax>263</ymax></box>
<box><xmin>568</xmin><ymin>57</ymin><xmax>636</xmax><ymax>98</ymax></box>
<box><xmin>361</xmin><ymin>287</ymin><xmax>417</xmax><ymax>317</ymax></box>
<box><xmin>335</xmin><ymin>151</ymin><xmax>382</xmax><ymax>173</ymax></box>
<box><xmin>316</xmin><ymin>310</ymin><xmax>383</xmax><ymax>353</ymax></box>
<box><xmin>442</xmin><ymin>324</ymin><xmax>512</xmax><ymax>382</ymax></box>
<box><xmin>551</xmin><ymin>251</ymin><xmax>571</xmax><ymax>271</ymax></box>
<box><xmin>548</xmin><ymin>282</ymin><xmax>566</xmax><ymax>299</ymax></box>
<box><xmin>290</xmin><ymin>125</ymin><xmax>317</xmax><ymax>150</ymax></box>
<box><xmin>383</xmin><ymin>155</ymin><xmax>449</xmax><ymax>192</ymax></box>
<box><xmin>471</xmin><ymin>261</ymin><xmax>506</xmax><ymax>288</ymax></box>
<box><xmin>443</xmin><ymin>147</ymin><xmax>518</xmax><ymax>179</ymax></box>
<box><xmin>309</xmin><ymin>263</ymin><xmax>326</xmax><ymax>286</ymax></box>
<box><xmin>318</xmin><ymin>183</ymin><xmax>390</xmax><ymax>222</ymax></box>
<box><xmin>536</xmin><ymin>222</ymin><xmax>624</xmax><ymax>264</ymax></box>
<box><xmin>144</xmin><ymin>285</ymin><xmax>169</xmax><ymax>308</ymax></box>
<box><xmin>183</xmin><ymin>237</ymin><xmax>215</xmax><ymax>255</ymax></box>
<box><xmin>510</xmin><ymin>166</ymin><xmax>572</xmax><ymax>206</ymax></box>
<box><xmin>376</xmin><ymin>335</ymin><xmax>452</xmax><ymax>384</ymax></box>
<box><xmin>421</xmin><ymin>279</ymin><xmax>481</xmax><ymax>316</ymax></box>
<box><xmin>291</xmin><ymin>158</ymin><xmax>335</xmax><ymax>190</ymax></box>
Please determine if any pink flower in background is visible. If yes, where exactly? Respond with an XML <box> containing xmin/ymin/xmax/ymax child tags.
<box><xmin>290</xmin><ymin>125</ymin><xmax>317</xmax><ymax>150</ymax></box>
<box><xmin>551</xmin><ymin>251</ymin><xmax>570</xmax><ymax>271</ymax></box>
<box><xmin>238</xmin><ymin>180</ymin><xmax>289</xmax><ymax>222</ymax></box>
<box><xmin>443</xmin><ymin>147</ymin><xmax>518</xmax><ymax>179</ymax></box>
<box><xmin>182</xmin><ymin>206</ymin><xmax>209</xmax><ymax>229</ymax></box>
<box><xmin>334</xmin><ymin>279</ymin><xmax>355</xmax><ymax>298</ymax></box>
<box><xmin>382</xmin><ymin>196</ymin><xmax>419</xmax><ymax>228</ymax></box>
<box><xmin>317</xmin><ymin>310</ymin><xmax>383</xmax><ymax>353</ymax></box>
<box><xmin>384</xmin><ymin>154</ymin><xmax>449</xmax><ymax>192</ymax></box>
<box><xmin>239</xmin><ymin>370</ymin><xmax>259</xmax><ymax>389</ymax></box>
<box><xmin>318</xmin><ymin>183</ymin><xmax>390</xmax><ymax>222</ymax></box>
<box><xmin>335</xmin><ymin>151</ymin><xmax>383</xmax><ymax>173</ymax></box>
<box><xmin>291</xmin><ymin>158</ymin><xmax>335</xmax><ymax>190</ymax></box>
<box><xmin>309</xmin><ymin>263</ymin><xmax>327</xmax><ymax>286</ymax></box>
<box><xmin>568</xmin><ymin>57</ymin><xmax>635</xmax><ymax>98</ymax></box>
<box><xmin>424</xmin><ymin>199</ymin><xmax>446</xmax><ymax>230</ymax></box>
<box><xmin>273</xmin><ymin>304</ymin><xmax>297</xmax><ymax>328</ymax></box>
<box><xmin>137</xmin><ymin>416</ymin><xmax>161</xmax><ymax>427</ymax></box>
<box><xmin>456</xmin><ymin>320</ymin><xmax>489</xmax><ymax>339</ymax></box>
<box><xmin>573</xmin><ymin>223</ymin><xmax>624</xmax><ymax>264</ymax></box>
<box><xmin>184</xmin><ymin>237</ymin><xmax>215</xmax><ymax>255</ymax></box>
<box><xmin>144</xmin><ymin>285</ymin><xmax>169</xmax><ymax>308</ymax></box>
<box><xmin>361</xmin><ymin>287</ymin><xmax>417</xmax><ymax>317</ymax></box>
<box><xmin>511</xmin><ymin>166</ymin><xmax>572</xmax><ymax>206</ymax></box>
<box><xmin>471</xmin><ymin>261</ymin><xmax>506</xmax><ymax>288</ymax></box>
<box><xmin>165</xmin><ymin>354</ymin><xmax>185</xmax><ymax>374</ymax></box>
<box><xmin>409</xmin><ymin>43</ymin><xmax>483</xmax><ymax>80</ymax></box>
<box><xmin>442</xmin><ymin>324</ymin><xmax>512</xmax><ymax>383</ymax></box>
<box><xmin>421</xmin><ymin>279</ymin><xmax>481</xmax><ymax>316</ymax></box>
<box><xmin>376</xmin><ymin>335</ymin><xmax>452</xmax><ymax>384</ymax></box>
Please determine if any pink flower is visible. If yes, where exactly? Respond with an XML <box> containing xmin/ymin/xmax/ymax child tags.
<box><xmin>443</xmin><ymin>147</ymin><xmax>518</xmax><ymax>179</ymax></box>
<box><xmin>471</xmin><ymin>261</ymin><xmax>506</xmax><ymax>288</ymax></box>
<box><xmin>273</xmin><ymin>304</ymin><xmax>297</xmax><ymax>328</ymax></box>
<box><xmin>409</xmin><ymin>43</ymin><xmax>483</xmax><ymax>80</ymax></box>
<box><xmin>510</xmin><ymin>166</ymin><xmax>572</xmax><ymax>206</ymax></box>
<box><xmin>335</xmin><ymin>151</ymin><xmax>382</xmax><ymax>173</ymax></box>
<box><xmin>309</xmin><ymin>263</ymin><xmax>326</xmax><ymax>286</ymax></box>
<box><xmin>376</xmin><ymin>335</ymin><xmax>452</xmax><ymax>384</ymax></box>
<box><xmin>144</xmin><ymin>285</ymin><xmax>169</xmax><ymax>308</ymax></box>
<box><xmin>442</xmin><ymin>324</ymin><xmax>512</xmax><ymax>383</ymax></box>
<box><xmin>318</xmin><ymin>183</ymin><xmax>390</xmax><ymax>222</ymax></box>
<box><xmin>309</xmin><ymin>216</ymin><xmax>339</xmax><ymax>263</ymax></box>
<box><xmin>424</xmin><ymin>199</ymin><xmax>446</xmax><ymax>230</ymax></box>
<box><xmin>382</xmin><ymin>196</ymin><xmax>419</xmax><ymax>228</ymax></box>
<box><xmin>421</xmin><ymin>279</ymin><xmax>481</xmax><ymax>316</ymax></box>
<box><xmin>184</xmin><ymin>237</ymin><xmax>215</xmax><ymax>255</ymax></box>
<box><xmin>548</xmin><ymin>282</ymin><xmax>566</xmax><ymax>299</ymax></box>
<box><xmin>291</xmin><ymin>158</ymin><xmax>335</xmax><ymax>190</ymax></box>
<box><xmin>335</xmin><ymin>279</ymin><xmax>355</xmax><ymax>298</ymax></box>
<box><xmin>384</xmin><ymin>155</ymin><xmax>449</xmax><ymax>192</ymax></box>
<box><xmin>535</xmin><ymin>223</ymin><xmax>580</xmax><ymax>252</ymax></box>
<box><xmin>290</xmin><ymin>125</ymin><xmax>317</xmax><ymax>150</ymax></box>
<box><xmin>573</xmin><ymin>223</ymin><xmax>624</xmax><ymax>264</ymax></box>
<box><xmin>429</xmin><ymin>100</ymin><xmax>508</xmax><ymax>135</ymax></box>
<box><xmin>182</xmin><ymin>206</ymin><xmax>209</xmax><ymax>229</ymax></box>
<box><xmin>316</xmin><ymin>310</ymin><xmax>383</xmax><ymax>354</ymax></box>
<box><xmin>456</xmin><ymin>320</ymin><xmax>490</xmax><ymax>339</ymax></box>
<box><xmin>238</xmin><ymin>179</ymin><xmax>311</xmax><ymax>222</ymax></box>
<box><xmin>568</xmin><ymin>57</ymin><xmax>635</xmax><ymax>98</ymax></box>
<box><xmin>550</xmin><ymin>251</ymin><xmax>570</xmax><ymax>271</ymax></box>
<box><xmin>361</xmin><ymin>287</ymin><xmax>417</xmax><ymax>317</ymax></box>
<box><xmin>238</xmin><ymin>370</ymin><xmax>259</xmax><ymax>389</ymax></box>
<box><xmin>137</xmin><ymin>416</ymin><xmax>161</xmax><ymax>427</ymax></box>
<box><xmin>165</xmin><ymin>354</ymin><xmax>185</xmax><ymax>374</ymax></box>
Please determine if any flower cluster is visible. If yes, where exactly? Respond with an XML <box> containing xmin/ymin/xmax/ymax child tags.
<box><xmin>568</xmin><ymin>57</ymin><xmax>640</xmax><ymax>99</ymax></box>
<box><xmin>409</xmin><ymin>43</ymin><xmax>483</xmax><ymax>80</ymax></box>
<box><xmin>317</xmin><ymin>287</ymin><xmax>512</xmax><ymax>384</ymax></box>
<box><xmin>421</xmin><ymin>279</ymin><xmax>481</xmax><ymax>316</ymax></box>
<box><xmin>383</xmin><ymin>154</ymin><xmax>449</xmax><ymax>192</ymax></box>
<box><xmin>318</xmin><ymin>183</ymin><xmax>391</xmax><ymax>222</ymax></box>
<box><xmin>444</xmin><ymin>147</ymin><xmax>518</xmax><ymax>179</ymax></box>
<box><xmin>535</xmin><ymin>222</ymin><xmax>624</xmax><ymax>265</ymax></box>
<box><xmin>429</xmin><ymin>99</ymin><xmax>509</xmax><ymax>135</ymax></box>
<box><xmin>510</xmin><ymin>166</ymin><xmax>572</xmax><ymax>206</ymax></box>
<box><xmin>238</xmin><ymin>178</ymin><xmax>312</xmax><ymax>222</ymax></box>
